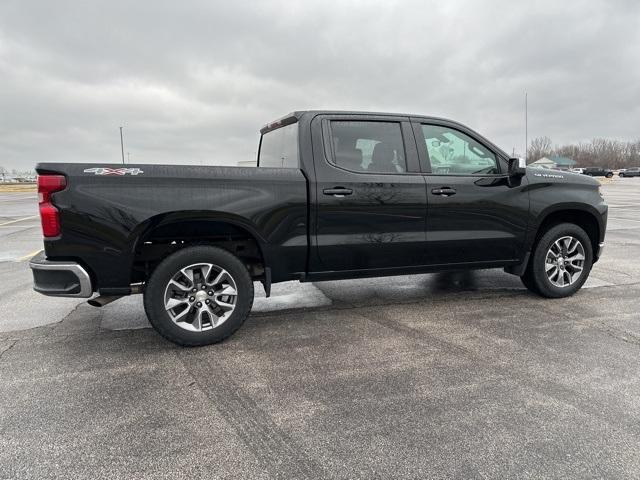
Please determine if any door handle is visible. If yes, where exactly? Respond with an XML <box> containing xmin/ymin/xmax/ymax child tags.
<box><xmin>323</xmin><ymin>187</ymin><xmax>353</xmax><ymax>197</ymax></box>
<box><xmin>431</xmin><ymin>187</ymin><xmax>457</xmax><ymax>197</ymax></box>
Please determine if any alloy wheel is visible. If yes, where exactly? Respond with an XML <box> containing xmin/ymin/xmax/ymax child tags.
<box><xmin>544</xmin><ymin>236</ymin><xmax>586</xmax><ymax>288</ymax></box>
<box><xmin>163</xmin><ymin>263</ymin><xmax>238</xmax><ymax>332</ymax></box>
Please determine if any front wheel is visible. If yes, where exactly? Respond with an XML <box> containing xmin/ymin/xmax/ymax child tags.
<box><xmin>606</xmin><ymin>172</ymin><xmax>613</xmax><ymax>178</ymax></box>
<box><xmin>520</xmin><ymin>223</ymin><xmax>593</xmax><ymax>298</ymax></box>
<box><xmin>619</xmin><ymin>173</ymin><xmax>625</xmax><ymax>178</ymax></box>
<box><xmin>144</xmin><ymin>246</ymin><xmax>254</xmax><ymax>346</ymax></box>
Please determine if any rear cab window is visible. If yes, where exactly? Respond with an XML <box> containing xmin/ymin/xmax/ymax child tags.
<box><xmin>258</xmin><ymin>123</ymin><xmax>299</xmax><ymax>168</ymax></box>
<box><xmin>328</xmin><ymin>121</ymin><xmax>407</xmax><ymax>174</ymax></box>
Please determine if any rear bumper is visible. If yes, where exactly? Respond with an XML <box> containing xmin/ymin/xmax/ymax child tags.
<box><xmin>596</xmin><ymin>241</ymin><xmax>605</xmax><ymax>259</ymax></box>
<box><xmin>29</xmin><ymin>252</ymin><xmax>93</xmax><ymax>298</ymax></box>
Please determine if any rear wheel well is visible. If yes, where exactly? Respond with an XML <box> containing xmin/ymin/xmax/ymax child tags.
<box><xmin>534</xmin><ymin>210</ymin><xmax>599</xmax><ymax>255</ymax></box>
<box><xmin>131</xmin><ymin>220</ymin><xmax>265</xmax><ymax>284</ymax></box>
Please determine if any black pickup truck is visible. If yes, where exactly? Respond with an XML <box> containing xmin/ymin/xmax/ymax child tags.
<box><xmin>31</xmin><ymin>111</ymin><xmax>608</xmax><ymax>346</ymax></box>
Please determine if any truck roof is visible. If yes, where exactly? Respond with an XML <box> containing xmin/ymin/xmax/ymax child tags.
<box><xmin>260</xmin><ymin>110</ymin><xmax>505</xmax><ymax>158</ymax></box>
<box><xmin>260</xmin><ymin>110</ymin><xmax>469</xmax><ymax>134</ymax></box>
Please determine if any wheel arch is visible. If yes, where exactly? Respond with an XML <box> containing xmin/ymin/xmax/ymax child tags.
<box><xmin>530</xmin><ymin>205</ymin><xmax>602</xmax><ymax>257</ymax></box>
<box><xmin>129</xmin><ymin>210</ymin><xmax>271</xmax><ymax>284</ymax></box>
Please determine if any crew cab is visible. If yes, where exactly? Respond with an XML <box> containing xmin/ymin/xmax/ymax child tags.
<box><xmin>30</xmin><ymin>111</ymin><xmax>608</xmax><ymax>346</ymax></box>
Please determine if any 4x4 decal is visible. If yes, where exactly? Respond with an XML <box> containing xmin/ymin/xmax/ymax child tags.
<box><xmin>83</xmin><ymin>167</ymin><xmax>143</xmax><ymax>176</ymax></box>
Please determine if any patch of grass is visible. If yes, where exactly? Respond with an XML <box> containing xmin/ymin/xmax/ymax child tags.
<box><xmin>598</xmin><ymin>177</ymin><xmax>616</xmax><ymax>185</ymax></box>
<box><xmin>0</xmin><ymin>183</ymin><xmax>37</xmax><ymax>192</ymax></box>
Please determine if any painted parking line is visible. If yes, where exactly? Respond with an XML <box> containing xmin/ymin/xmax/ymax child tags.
<box><xmin>608</xmin><ymin>217</ymin><xmax>640</xmax><ymax>223</ymax></box>
<box><xmin>0</xmin><ymin>215</ymin><xmax>38</xmax><ymax>226</ymax></box>
<box><xmin>17</xmin><ymin>249</ymin><xmax>43</xmax><ymax>262</ymax></box>
<box><xmin>0</xmin><ymin>196</ymin><xmax>37</xmax><ymax>202</ymax></box>
<box><xmin>0</xmin><ymin>223</ymin><xmax>39</xmax><ymax>229</ymax></box>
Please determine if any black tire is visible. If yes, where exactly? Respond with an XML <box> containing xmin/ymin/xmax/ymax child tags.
<box><xmin>519</xmin><ymin>267</ymin><xmax>540</xmax><ymax>295</ymax></box>
<box><xmin>144</xmin><ymin>246</ymin><xmax>254</xmax><ymax>346</ymax></box>
<box><xmin>619</xmin><ymin>173</ymin><xmax>625</xmax><ymax>178</ymax></box>
<box><xmin>520</xmin><ymin>223</ymin><xmax>593</xmax><ymax>298</ymax></box>
<box><xmin>605</xmin><ymin>172</ymin><xmax>613</xmax><ymax>178</ymax></box>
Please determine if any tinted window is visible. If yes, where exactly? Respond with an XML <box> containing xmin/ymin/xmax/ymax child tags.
<box><xmin>259</xmin><ymin>123</ymin><xmax>299</xmax><ymax>168</ymax></box>
<box><xmin>330</xmin><ymin>121</ymin><xmax>406</xmax><ymax>174</ymax></box>
<box><xmin>420</xmin><ymin>125</ymin><xmax>498</xmax><ymax>175</ymax></box>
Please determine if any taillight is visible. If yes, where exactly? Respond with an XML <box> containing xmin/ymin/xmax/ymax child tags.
<box><xmin>37</xmin><ymin>174</ymin><xmax>66</xmax><ymax>237</ymax></box>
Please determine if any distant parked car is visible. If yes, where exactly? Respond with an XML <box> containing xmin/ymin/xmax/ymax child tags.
<box><xmin>619</xmin><ymin>167</ymin><xmax>640</xmax><ymax>177</ymax></box>
<box><xmin>582</xmin><ymin>167</ymin><xmax>613</xmax><ymax>178</ymax></box>
<box><xmin>570</xmin><ymin>168</ymin><xmax>584</xmax><ymax>174</ymax></box>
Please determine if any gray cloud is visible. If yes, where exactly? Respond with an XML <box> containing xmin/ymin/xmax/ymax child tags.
<box><xmin>1</xmin><ymin>0</ymin><xmax>639</xmax><ymax>170</ymax></box>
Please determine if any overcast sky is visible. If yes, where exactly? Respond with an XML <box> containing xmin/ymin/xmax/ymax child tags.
<box><xmin>1</xmin><ymin>0</ymin><xmax>639</xmax><ymax>171</ymax></box>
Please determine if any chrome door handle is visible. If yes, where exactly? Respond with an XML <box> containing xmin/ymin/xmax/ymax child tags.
<box><xmin>323</xmin><ymin>188</ymin><xmax>353</xmax><ymax>197</ymax></box>
<box><xmin>431</xmin><ymin>187</ymin><xmax>456</xmax><ymax>197</ymax></box>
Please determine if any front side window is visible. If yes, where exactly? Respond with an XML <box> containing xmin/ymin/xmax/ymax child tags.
<box><xmin>329</xmin><ymin>121</ymin><xmax>407</xmax><ymax>174</ymax></box>
<box><xmin>259</xmin><ymin>123</ymin><xmax>299</xmax><ymax>168</ymax></box>
<box><xmin>420</xmin><ymin>124</ymin><xmax>499</xmax><ymax>175</ymax></box>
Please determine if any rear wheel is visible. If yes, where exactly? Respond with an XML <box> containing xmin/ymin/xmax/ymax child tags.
<box><xmin>520</xmin><ymin>223</ymin><xmax>593</xmax><ymax>298</ymax></box>
<box><xmin>144</xmin><ymin>246</ymin><xmax>254</xmax><ymax>346</ymax></box>
<box><xmin>606</xmin><ymin>172</ymin><xmax>613</xmax><ymax>178</ymax></box>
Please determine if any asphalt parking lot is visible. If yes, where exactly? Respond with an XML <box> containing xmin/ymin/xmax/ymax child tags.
<box><xmin>1</xmin><ymin>179</ymin><xmax>640</xmax><ymax>479</ymax></box>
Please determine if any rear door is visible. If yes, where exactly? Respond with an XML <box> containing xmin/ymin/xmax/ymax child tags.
<box><xmin>413</xmin><ymin>119</ymin><xmax>529</xmax><ymax>265</ymax></box>
<box><xmin>310</xmin><ymin>115</ymin><xmax>427</xmax><ymax>272</ymax></box>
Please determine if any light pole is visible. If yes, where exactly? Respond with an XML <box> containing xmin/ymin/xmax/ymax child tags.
<box><xmin>525</xmin><ymin>92</ymin><xmax>528</xmax><ymax>164</ymax></box>
<box><xmin>119</xmin><ymin>126</ymin><xmax>125</xmax><ymax>164</ymax></box>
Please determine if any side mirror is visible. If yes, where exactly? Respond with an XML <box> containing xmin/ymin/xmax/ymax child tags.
<box><xmin>508</xmin><ymin>157</ymin><xmax>526</xmax><ymax>177</ymax></box>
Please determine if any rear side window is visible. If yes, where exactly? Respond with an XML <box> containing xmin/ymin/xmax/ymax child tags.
<box><xmin>259</xmin><ymin>123</ymin><xmax>299</xmax><ymax>168</ymax></box>
<box><xmin>329</xmin><ymin>121</ymin><xmax>407</xmax><ymax>174</ymax></box>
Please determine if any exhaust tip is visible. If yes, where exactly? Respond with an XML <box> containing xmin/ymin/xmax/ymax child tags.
<box><xmin>87</xmin><ymin>295</ymin><xmax>123</xmax><ymax>307</ymax></box>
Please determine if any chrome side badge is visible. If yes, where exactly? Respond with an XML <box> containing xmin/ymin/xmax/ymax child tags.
<box><xmin>533</xmin><ymin>173</ymin><xmax>564</xmax><ymax>179</ymax></box>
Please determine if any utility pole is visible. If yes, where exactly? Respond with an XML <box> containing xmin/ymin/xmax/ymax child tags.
<box><xmin>127</xmin><ymin>152</ymin><xmax>130</xmax><ymax>163</ymax></box>
<box><xmin>525</xmin><ymin>92</ymin><xmax>528</xmax><ymax>163</ymax></box>
<box><xmin>119</xmin><ymin>126</ymin><xmax>125</xmax><ymax>164</ymax></box>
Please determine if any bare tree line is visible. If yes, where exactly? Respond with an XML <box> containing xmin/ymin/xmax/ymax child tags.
<box><xmin>0</xmin><ymin>166</ymin><xmax>36</xmax><ymax>176</ymax></box>
<box><xmin>527</xmin><ymin>136</ymin><xmax>640</xmax><ymax>169</ymax></box>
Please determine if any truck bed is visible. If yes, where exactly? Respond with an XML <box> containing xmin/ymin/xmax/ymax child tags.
<box><xmin>36</xmin><ymin>163</ymin><xmax>308</xmax><ymax>293</ymax></box>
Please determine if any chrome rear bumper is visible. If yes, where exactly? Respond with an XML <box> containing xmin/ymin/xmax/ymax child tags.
<box><xmin>29</xmin><ymin>252</ymin><xmax>93</xmax><ymax>298</ymax></box>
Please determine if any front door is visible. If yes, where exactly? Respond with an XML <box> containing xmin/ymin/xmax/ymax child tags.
<box><xmin>312</xmin><ymin>116</ymin><xmax>427</xmax><ymax>272</ymax></box>
<box><xmin>414</xmin><ymin>121</ymin><xmax>530</xmax><ymax>265</ymax></box>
